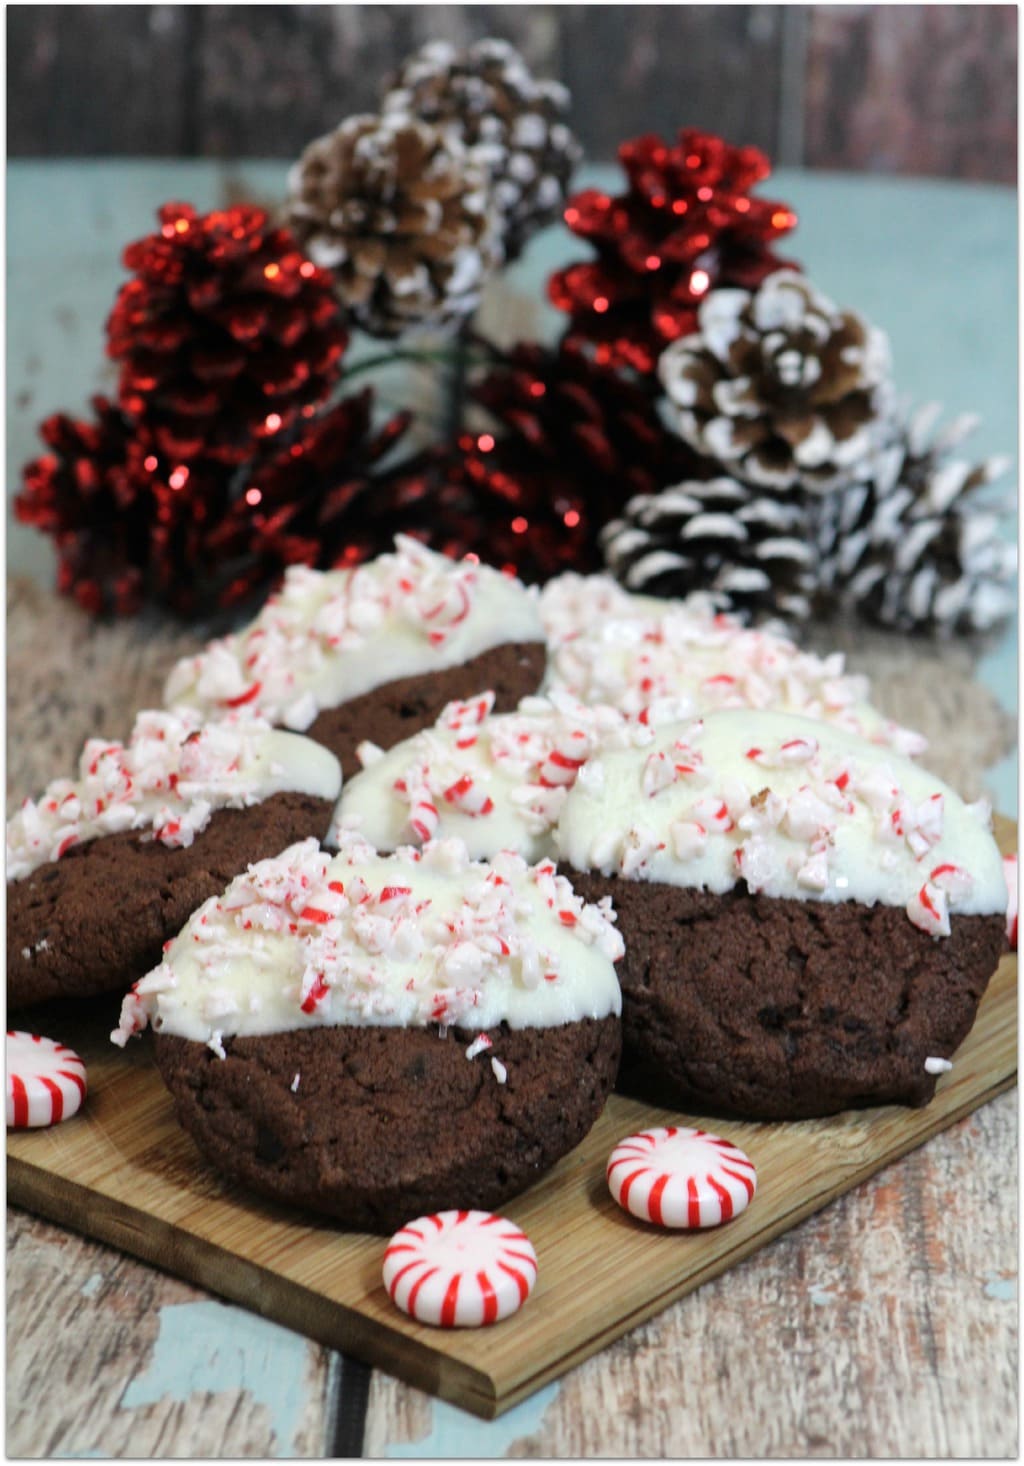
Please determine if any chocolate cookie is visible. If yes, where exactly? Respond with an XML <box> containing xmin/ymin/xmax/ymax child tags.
<box><xmin>555</xmin><ymin>709</ymin><xmax>1008</xmax><ymax>1120</ymax></box>
<box><xmin>305</xmin><ymin>638</ymin><xmax>545</xmax><ymax>772</ymax></box>
<box><xmin>568</xmin><ymin>870</ymin><xmax>1004</xmax><ymax>1118</ymax></box>
<box><xmin>9</xmin><ymin>791</ymin><xmax>336</xmax><ymax>1011</ymax></box>
<box><xmin>116</xmin><ymin>836</ymin><xmax>625</xmax><ymax>1226</ymax></box>
<box><xmin>153</xmin><ymin>1017</ymin><xmax>620</xmax><ymax>1232</ymax></box>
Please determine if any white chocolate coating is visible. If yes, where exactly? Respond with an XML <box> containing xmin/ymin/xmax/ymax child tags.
<box><xmin>163</xmin><ymin>537</ymin><xmax>545</xmax><ymax>732</ymax></box>
<box><xmin>555</xmin><ymin>710</ymin><xmax>1004</xmax><ymax>935</ymax></box>
<box><xmin>539</xmin><ymin>572</ymin><xmax>927</xmax><ymax>757</ymax></box>
<box><xmin>332</xmin><ymin>689</ymin><xmax>650</xmax><ymax>863</ymax></box>
<box><xmin>112</xmin><ymin>835</ymin><xmax>623</xmax><ymax>1050</ymax></box>
<box><xmin>7</xmin><ymin>709</ymin><xmax>342</xmax><ymax>881</ymax></box>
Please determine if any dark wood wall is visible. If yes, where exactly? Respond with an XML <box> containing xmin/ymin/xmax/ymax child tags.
<box><xmin>7</xmin><ymin>4</ymin><xmax>1017</xmax><ymax>182</ymax></box>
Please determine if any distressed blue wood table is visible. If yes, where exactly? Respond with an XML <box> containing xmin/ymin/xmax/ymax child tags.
<box><xmin>6</xmin><ymin>161</ymin><xmax>1018</xmax><ymax>1458</ymax></box>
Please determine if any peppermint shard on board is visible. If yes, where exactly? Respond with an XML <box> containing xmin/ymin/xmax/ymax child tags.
<box><xmin>114</xmin><ymin>837</ymin><xmax>623</xmax><ymax>1233</ymax></box>
<box><xmin>556</xmin><ymin>708</ymin><xmax>1007</xmax><ymax>1121</ymax></box>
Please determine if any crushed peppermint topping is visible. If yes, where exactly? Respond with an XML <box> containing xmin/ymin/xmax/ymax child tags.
<box><xmin>7</xmin><ymin>708</ymin><xmax>336</xmax><ymax>881</ymax></box>
<box><xmin>335</xmin><ymin>687</ymin><xmax>661</xmax><ymax>856</ymax></box>
<box><xmin>163</xmin><ymin>537</ymin><xmax>542</xmax><ymax>729</ymax></box>
<box><xmin>557</xmin><ymin>712</ymin><xmax>1004</xmax><ymax>940</ymax></box>
<box><xmin>490</xmin><ymin>1057</ymin><xmax>508</xmax><ymax>1084</ymax></box>
<box><xmin>539</xmin><ymin>572</ymin><xmax>927</xmax><ymax>756</ymax></box>
<box><xmin>111</xmin><ymin>836</ymin><xmax>623</xmax><ymax>1049</ymax></box>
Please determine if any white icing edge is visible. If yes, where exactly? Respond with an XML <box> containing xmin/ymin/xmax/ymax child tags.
<box><xmin>163</xmin><ymin>537</ymin><xmax>545</xmax><ymax>731</ymax></box>
<box><xmin>555</xmin><ymin>709</ymin><xmax>1005</xmax><ymax>933</ymax></box>
<box><xmin>112</xmin><ymin>835</ymin><xmax>623</xmax><ymax>1048</ymax></box>
<box><xmin>7</xmin><ymin>709</ymin><xmax>341</xmax><ymax>881</ymax></box>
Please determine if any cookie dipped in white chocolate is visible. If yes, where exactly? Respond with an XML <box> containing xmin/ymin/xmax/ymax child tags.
<box><xmin>7</xmin><ymin>708</ymin><xmax>342</xmax><ymax>881</ymax></box>
<box><xmin>539</xmin><ymin>572</ymin><xmax>926</xmax><ymax>757</ymax></box>
<box><xmin>555</xmin><ymin>710</ymin><xmax>1004</xmax><ymax>937</ymax></box>
<box><xmin>112</xmin><ymin>834</ymin><xmax>623</xmax><ymax>1052</ymax></box>
<box><xmin>164</xmin><ymin>537</ymin><xmax>545</xmax><ymax>731</ymax></box>
<box><xmin>332</xmin><ymin>688</ymin><xmax>653</xmax><ymax>863</ymax></box>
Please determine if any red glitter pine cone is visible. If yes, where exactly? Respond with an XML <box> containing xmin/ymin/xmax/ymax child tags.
<box><xmin>202</xmin><ymin>389</ymin><xmax>415</xmax><ymax>608</ymax></box>
<box><xmin>106</xmin><ymin>202</ymin><xmax>349</xmax><ymax>466</ymax></box>
<box><xmin>16</xmin><ymin>396</ymin><xmax>235</xmax><ymax>617</ymax></box>
<box><xmin>549</xmin><ymin>128</ymin><xmax>800</xmax><ymax>375</ymax></box>
<box><xmin>378</xmin><ymin>339</ymin><xmax>710</xmax><ymax>582</ymax></box>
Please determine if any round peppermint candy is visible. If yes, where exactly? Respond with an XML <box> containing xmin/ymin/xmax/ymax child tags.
<box><xmin>607</xmin><ymin>1126</ymin><xmax>757</xmax><ymax>1229</ymax></box>
<box><xmin>7</xmin><ymin>1031</ymin><xmax>88</xmax><ymax>1128</ymax></box>
<box><xmin>382</xmin><ymin>1210</ymin><xmax>537</xmax><ymax>1327</ymax></box>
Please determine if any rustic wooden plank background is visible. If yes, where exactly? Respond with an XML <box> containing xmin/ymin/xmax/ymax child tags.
<box><xmin>6</xmin><ymin>3</ymin><xmax>1017</xmax><ymax>182</ymax></box>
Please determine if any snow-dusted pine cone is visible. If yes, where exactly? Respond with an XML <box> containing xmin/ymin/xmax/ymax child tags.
<box><xmin>816</xmin><ymin>403</ymin><xmax>1016</xmax><ymax>634</ymax></box>
<box><xmin>286</xmin><ymin>114</ymin><xmax>499</xmax><ymax>338</ymax></box>
<box><xmin>601</xmin><ymin>476</ymin><xmax>817</xmax><ymax>623</ymax></box>
<box><xmin>659</xmin><ymin>270</ymin><xmax>895</xmax><ymax>494</ymax></box>
<box><xmin>382</xmin><ymin>37</ymin><xmax>581</xmax><ymax>261</ymax></box>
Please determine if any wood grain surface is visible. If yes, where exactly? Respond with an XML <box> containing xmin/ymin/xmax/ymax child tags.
<box><xmin>363</xmin><ymin>1087</ymin><xmax>1019</xmax><ymax>1458</ymax></box>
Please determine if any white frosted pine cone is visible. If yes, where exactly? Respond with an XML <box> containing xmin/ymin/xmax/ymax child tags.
<box><xmin>382</xmin><ymin>37</ymin><xmax>581</xmax><ymax>261</ymax></box>
<box><xmin>601</xmin><ymin>475</ymin><xmax>818</xmax><ymax>624</ymax></box>
<box><xmin>286</xmin><ymin>112</ymin><xmax>500</xmax><ymax>339</ymax></box>
<box><xmin>658</xmin><ymin>270</ymin><xmax>896</xmax><ymax>495</ymax></box>
<box><xmin>815</xmin><ymin>402</ymin><xmax>1017</xmax><ymax>635</ymax></box>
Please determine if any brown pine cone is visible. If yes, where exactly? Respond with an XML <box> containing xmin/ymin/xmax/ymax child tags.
<box><xmin>286</xmin><ymin>113</ymin><xmax>499</xmax><ymax>338</ymax></box>
<box><xmin>382</xmin><ymin>37</ymin><xmax>581</xmax><ymax>261</ymax></box>
<box><xmin>659</xmin><ymin>270</ymin><xmax>895</xmax><ymax>494</ymax></box>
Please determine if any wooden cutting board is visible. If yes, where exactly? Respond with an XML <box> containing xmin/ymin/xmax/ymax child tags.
<box><xmin>8</xmin><ymin>821</ymin><xmax>1018</xmax><ymax>1421</ymax></box>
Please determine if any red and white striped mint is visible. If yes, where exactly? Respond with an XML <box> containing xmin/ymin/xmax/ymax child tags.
<box><xmin>1004</xmin><ymin>853</ymin><xmax>1018</xmax><ymax>949</ymax></box>
<box><xmin>7</xmin><ymin>1031</ymin><xmax>87</xmax><ymax>1128</ymax></box>
<box><xmin>607</xmin><ymin>1126</ymin><xmax>756</xmax><ymax>1229</ymax></box>
<box><xmin>383</xmin><ymin>1210</ymin><xmax>537</xmax><ymax>1327</ymax></box>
